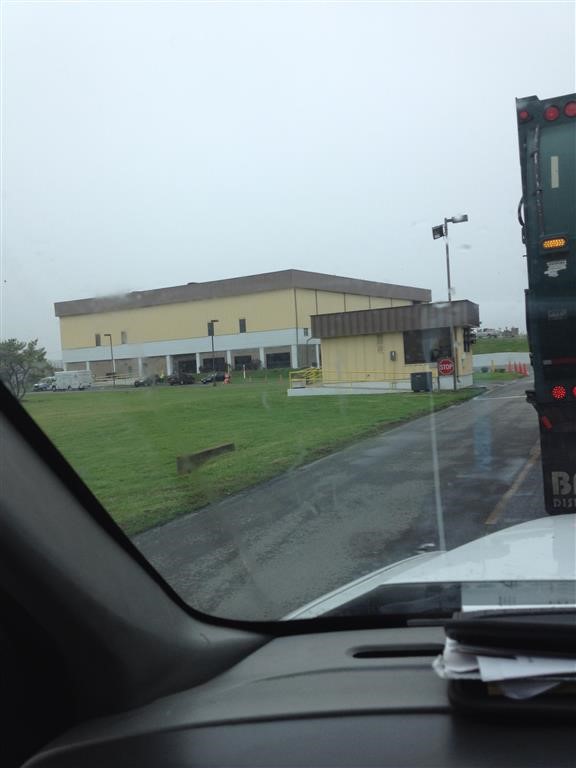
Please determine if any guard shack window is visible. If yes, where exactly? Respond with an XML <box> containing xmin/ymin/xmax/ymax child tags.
<box><xmin>404</xmin><ymin>328</ymin><xmax>452</xmax><ymax>364</ymax></box>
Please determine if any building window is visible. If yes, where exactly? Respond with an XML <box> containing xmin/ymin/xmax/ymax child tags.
<box><xmin>202</xmin><ymin>357</ymin><xmax>226</xmax><ymax>372</ymax></box>
<box><xmin>403</xmin><ymin>328</ymin><xmax>452</xmax><ymax>364</ymax></box>
<box><xmin>239</xmin><ymin>318</ymin><xmax>246</xmax><ymax>333</ymax></box>
<box><xmin>95</xmin><ymin>334</ymin><xmax>101</xmax><ymax>347</ymax></box>
<box><xmin>234</xmin><ymin>354</ymin><xmax>253</xmax><ymax>369</ymax></box>
<box><xmin>376</xmin><ymin>334</ymin><xmax>384</xmax><ymax>353</ymax></box>
<box><xmin>266</xmin><ymin>352</ymin><xmax>291</xmax><ymax>369</ymax></box>
<box><xmin>207</xmin><ymin>321</ymin><xmax>215</xmax><ymax>337</ymax></box>
<box><xmin>463</xmin><ymin>327</ymin><xmax>474</xmax><ymax>352</ymax></box>
<box><xmin>177</xmin><ymin>359</ymin><xmax>197</xmax><ymax>374</ymax></box>
<box><xmin>121</xmin><ymin>331</ymin><xmax>128</xmax><ymax>344</ymax></box>
<box><xmin>303</xmin><ymin>327</ymin><xmax>309</xmax><ymax>337</ymax></box>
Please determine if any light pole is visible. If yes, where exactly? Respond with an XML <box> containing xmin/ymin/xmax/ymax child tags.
<box><xmin>103</xmin><ymin>334</ymin><xmax>115</xmax><ymax>388</ymax></box>
<box><xmin>432</xmin><ymin>214</ymin><xmax>469</xmax><ymax>391</ymax></box>
<box><xmin>208</xmin><ymin>319</ymin><xmax>219</xmax><ymax>386</ymax></box>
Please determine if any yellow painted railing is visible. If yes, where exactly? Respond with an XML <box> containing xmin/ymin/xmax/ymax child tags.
<box><xmin>290</xmin><ymin>367</ymin><xmax>441</xmax><ymax>389</ymax></box>
<box><xmin>289</xmin><ymin>367</ymin><xmax>323</xmax><ymax>388</ymax></box>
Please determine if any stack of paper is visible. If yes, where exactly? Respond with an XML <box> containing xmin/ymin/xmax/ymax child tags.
<box><xmin>433</xmin><ymin>637</ymin><xmax>576</xmax><ymax>699</ymax></box>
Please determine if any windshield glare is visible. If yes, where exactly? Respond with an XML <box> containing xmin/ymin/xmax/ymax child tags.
<box><xmin>2</xmin><ymin>1</ymin><xmax>575</xmax><ymax>621</ymax></box>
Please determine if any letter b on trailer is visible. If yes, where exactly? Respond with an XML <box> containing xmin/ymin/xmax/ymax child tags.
<box><xmin>538</xmin><ymin>424</ymin><xmax>576</xmax><ymax>513</ymax></box>
<box><xmin>551</xmin><ymin>472</ymin><xmax>573</xmax><ymax>496</ymax></box>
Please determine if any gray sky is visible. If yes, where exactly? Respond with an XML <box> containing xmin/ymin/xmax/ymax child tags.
<box><xmin>2</xmin><ymin>1</ymin><xmax>575</xmax><ymax>359</ymax></box>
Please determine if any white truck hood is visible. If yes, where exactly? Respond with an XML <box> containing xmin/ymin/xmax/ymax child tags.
<box><xmin>286</xmin><ymin>515</ymin><xmax>576</xmax><ymax>619</ymax></box>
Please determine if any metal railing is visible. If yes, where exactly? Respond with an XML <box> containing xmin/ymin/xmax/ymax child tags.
<box><xmin>92</xmin><ymin>373</ymin><xmax>136</xmax><ymax>386</ymax></box>
<box><xmin>288</xmin><ymin>367</ymin><xmax>323</xmax><ymax>388</ymax></box>
<box><xmin>289</xmin><ymin>367</ymin><xmax>441</xmax><ymax>390</ymax></box>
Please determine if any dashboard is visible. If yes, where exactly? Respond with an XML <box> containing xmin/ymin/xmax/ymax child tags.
<box><xmin>25</xmin><ymin>627</ymin><xmax>576</xmax><ymax>768</ymax></box>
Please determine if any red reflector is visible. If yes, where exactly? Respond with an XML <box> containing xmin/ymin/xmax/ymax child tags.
<box><xmin>519</xmin><ymin>109</ymin><xmax>531</xmax><ymax>122</ymax></box>
<box><xmin>551</xmin><ymin>385</ymin><xmax>567</xmax><ymax>400</ymax></box>
<box><xmin>573</xmin><ymin>385</ymin><xmax>576</xmax><ymax>398</ymax></box>
<box><xmin>564</xmin><ymin>101</ymin><xmax>576</xmax><ymax>118</ymax></box>
<box><xmin>541</xmin><ymin>416</ymin><xmax>553</xmax><ymax>430</ymax></box>
<box><xmin>547</xmin><ymin>357</ymin><xmax>576</xmax><ymax>365</ymax></box>
<box><xmin>544</xmin><ymin>105</ymin><xmax>560</xmax><ymax>121</ymax></box>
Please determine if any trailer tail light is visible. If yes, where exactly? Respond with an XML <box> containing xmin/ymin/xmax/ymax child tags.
<box><xmin>573</xmin><ymin>385</ymin><xmax>576</xmax><ymax>398</ymax></box>
<box><xmin>551</xmin><ymin>385</ymin><xmax>567</xmax><ymax>400</ymax></box>
<box><xmin>519</xmin><ymin>109</ymin><xmax>531</xmax><ymax>122</ymax></box>
<box><xmin>564</xmin><ymin>101</ymin><xmax>576</xmax><ymax>117</ymax></box>
<box><xmin>544</xmin><ymin>105</ymin><xmax>561</xmax><ymax>121</ymax></box>
<box><xmin>541</xmin><ymin>236</ymin><xmax>568</xmax><ymax>250</ymax></box>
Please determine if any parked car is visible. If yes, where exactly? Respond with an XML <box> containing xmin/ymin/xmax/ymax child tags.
<box><xmin>200</xmin><ymin>372</ymin><xmax>226</xmax><ymax>384</ymax></box>
<box><xmin>33</xmin><ymin>376</ymin><xmax>56</xmax><ymax>391</ymax></box>
<box><xmin>134</xmin><ymin>375</ymin><xmax>161</xmax><ymax>387</ymax></box>
<box><xmin>167</xmin><ymin>373</ymin><xmax>196</xmax><ymax>385</ymax></box>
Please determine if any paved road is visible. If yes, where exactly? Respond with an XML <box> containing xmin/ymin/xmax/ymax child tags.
<box><xmin>135</xmin><ymin>379</ymin><xmax>543</xmax><ymax>620</ymax></box>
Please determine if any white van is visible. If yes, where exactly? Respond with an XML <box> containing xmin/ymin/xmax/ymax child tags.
<box><xmin>476</xmin><ymin>328</ymin><xmax>499</xmax><ymax>339</ymax></box>
<box><xmin>53</xmin><ymin>370</ymin><xmax>94</xmax><ymax>391</ymax></box>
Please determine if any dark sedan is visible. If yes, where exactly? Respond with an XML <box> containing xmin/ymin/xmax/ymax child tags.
<box><xmin>134</xmin><ymin>375</ymin><xmax>163</xmax><ymax>387</ymax></box>
<box><xmin>167</xmin><ymin>373</ymin><xmax>196</xmax><ymax>385</ymax></box>
<box><xmin>200</xmin><ymin>372</ymin><xmax>226</xmax><ymax>384</ymax></box>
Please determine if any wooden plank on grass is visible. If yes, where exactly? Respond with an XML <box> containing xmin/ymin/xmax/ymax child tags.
<box><xmin>177</xmin><ymin>442</ymin><xmax>235</xmax><ymax>475</ymax></box>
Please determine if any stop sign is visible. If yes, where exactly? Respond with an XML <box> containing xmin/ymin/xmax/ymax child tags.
<box><xmin>438</xmin><ymin>358</ymin><xmax>455</xmax><ymax>376</ymax></box>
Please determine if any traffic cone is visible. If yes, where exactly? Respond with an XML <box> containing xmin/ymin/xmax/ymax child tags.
<box><xmin>507</xmin><ymin>362</ymin><xmax>513</xmax><ymax>373</ymax></box>
<box><xmin>513</xmin><ymin>362</ymin><xmax>519</xmax><ymax>373</ymax></box>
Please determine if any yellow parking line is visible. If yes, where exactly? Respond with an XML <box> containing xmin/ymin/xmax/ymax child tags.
<box><xmin>485</xmin><ymin>441</ymin><xmax>541</xmax><ymax>526</ymax></box>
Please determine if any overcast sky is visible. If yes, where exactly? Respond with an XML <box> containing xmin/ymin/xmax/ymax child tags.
<box><xmin>2</xmin><ymin>1</ymin><xmax>575</xmax><ymax>358</ymax></box>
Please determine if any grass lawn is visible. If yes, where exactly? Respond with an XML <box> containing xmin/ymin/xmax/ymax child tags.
<box><xmin>25</xmin><ymin>381</ymin><xmax>481</xmax><ymax>536</ymax></box>
<box><xmin>473</xmin><ymin>336</ymin><xmax>529</xmax><ymax>354</ymax></box>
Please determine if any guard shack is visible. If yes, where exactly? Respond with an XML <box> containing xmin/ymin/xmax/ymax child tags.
<box><xmin>308</xmin><ymin>300</ymin><xmax>479</xmax><ymax>392</ymax></box>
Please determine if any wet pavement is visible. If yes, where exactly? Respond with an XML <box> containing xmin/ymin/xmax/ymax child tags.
<box><xmin>135</xmin><ymin>379</ymin><xmax>543</xmax><ymax>620</ymax></box>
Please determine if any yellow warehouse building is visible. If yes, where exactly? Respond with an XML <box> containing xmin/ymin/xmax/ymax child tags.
<box><xmin>54</xmin><ymin>270</ymin><xmax>431</xmax><ymax>378</ymax></box>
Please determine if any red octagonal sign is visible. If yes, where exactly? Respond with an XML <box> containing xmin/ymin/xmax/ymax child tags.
<box><xmin>438</xmin><ymin>358</ymin><xmax>455</xmax><ymax>376</ymax></box>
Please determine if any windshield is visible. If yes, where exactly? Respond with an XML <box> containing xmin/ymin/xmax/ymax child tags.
<box><xmin>2</xmin><ymin>1</ymin><xmax>575</xmax><ymax>622</ymax></box>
